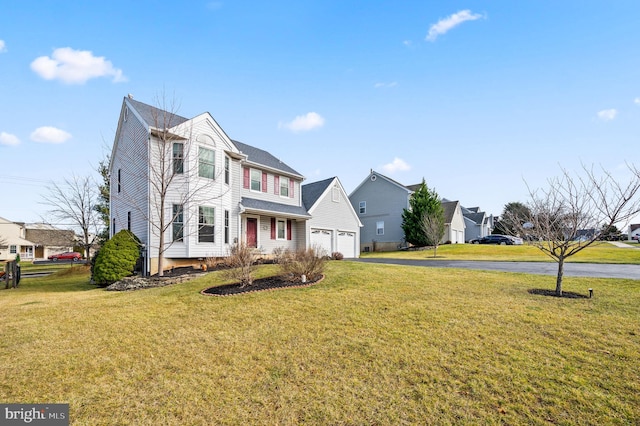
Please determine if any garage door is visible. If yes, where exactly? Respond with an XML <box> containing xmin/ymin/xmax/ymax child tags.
<box><xmin>337</xmin><ymin>231</ymin><xmax>356</xmax><ymax>258</ymax></box>
<box><xmin>310</xmin><ymin>229</ymin><xmax>332</xmax><ymax>256</ymax></box>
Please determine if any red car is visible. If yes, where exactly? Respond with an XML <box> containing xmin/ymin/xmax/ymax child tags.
<box><xmin>48</xmin><ymin>252</ymin><xmax>82</xmax><ymax>261</ymax></box>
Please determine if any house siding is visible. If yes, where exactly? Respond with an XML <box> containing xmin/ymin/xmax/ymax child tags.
<box><xmin>349</xmin><ymin>173</ymin><xmax>410</xmax><ymax>251</ymax></box>
<box><xmin>110</xmin><ymin>101</ymin><xmax>150</xmax><ymax>246</ymax></box>
<box><xmin>306</xmin><ymin>179</ymin><xmax>361</xmax><ymax>257</ymax></box>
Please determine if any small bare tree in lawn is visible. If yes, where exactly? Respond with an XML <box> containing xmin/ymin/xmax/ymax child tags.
<box><xmin>421</xmin><ymin>210</ymin><xmax>445</xmax><ymax>258</ymax></box>
<box><xmin>42</xmin><ymin>174</ymin><xmax>101</xmax><ymax>259</ymax></box>
<box><xmin>507</xmin><ymin>164</ymin><xmax>640</xmax><ymax>296</ymax></box>
<box><xmin>113</xmin><ymin>93</ymin><xmax>227</xmax><ymax>276</ymax></box>
<box><xmin>224</xmin><ymin>242</ymin><xmax>257</xmax><ymax>287</ymax></box>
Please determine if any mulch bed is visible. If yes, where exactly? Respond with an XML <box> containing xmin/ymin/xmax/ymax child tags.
<box><xmin>201</xmin><ymin>274</ymin><xmax>324</xmax><ymax>296</ymax></box>
<box><xmin>528</xmin><ymin>288</ymin><xmax>590</xmax><ymax>299</ymax></box>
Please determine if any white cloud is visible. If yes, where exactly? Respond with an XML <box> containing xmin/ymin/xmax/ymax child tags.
<box><xmin>382</xmin><ymin>157</ymin><xmax>411</xmax><ymax>174</ymax></box>
<box><xmin>30</xmin><ymin>47</ymin><xmax>126</xmax><ymax>84</ymax></box>
<box><xmin>634</xmin><ymin>98</ymin><xmax>640</xmax><ymax>105</ymax></box>
<box><xmin>426</xmin><ymin>10</ymin><xmax>484</xmax><ymax>42</ymax></box>
<box><xmin>206</xmin><ymin>1</ymin><xmax>223</xmax><ymax>10</ymax></box>
<box><xmin>0</xmin><ymin>40</ymin><xmax>6</xmax><ymax>53</ymax></box>
<box><xmin>279</xmin><ymin>112</ymin><xmax>325</xmax><ymax>132</ymax></box>
<box><xmin>0</xmin><ymin>132</ymin><xmax>20</xmax><ymax>146</ymax></box>
<box><xmin>374</xmin><ymin>82</ymin><xmax>398</xmax><ymax>89</ymax></box>
<box><xmin>30</xmin><ymin>126</ymin><xmax>72</xmax><ymax>144</ymax></box>
<box><xmin>597</xmin><ymin>109</ymin><xmax>617</xmax><ymax>121</ymax></box>
<box><xmin>403</xmin><ymin>40</ymin><xmax>412</xmax><ymax>47</ymax></box>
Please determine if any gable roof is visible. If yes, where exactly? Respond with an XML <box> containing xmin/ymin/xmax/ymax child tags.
<box><xmin>301</xmin><ymin>177</ymin><xmax>334</xmax><ymax>210</ymax></box>
<box><xmin>126</xmin><ymin>97</ymin><xmax>190</xmax><ymax>129</ymax></box>
<box><xmin>232</xmin><ymin>140</ymin><xmax>303</xmax><ymax>178</ymax></box>
<box><xmin>442</xmin><ymin>200</ymin><xmax>460</xmax><ymax>224</ymax></box>
<box><xmin>463</xmin><ymin>211</ymin><xmax>485</xmax><ymax>225</ymax></box>
<box><xmin>25</xmin><ymin>226</ymin><xmax>75</xmax><ymax>246</ymax></box>
<box><xmin>350</xmin><ymin>170</ymin><xmax>412</xmax><ymax>197</ymax></box>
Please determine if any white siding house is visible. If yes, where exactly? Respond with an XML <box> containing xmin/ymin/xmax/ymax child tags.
<box><xmin>111</xmin><ymin>96</ymin><xmax>353</xmax><ymax>274</ymax></box>
<box><xmin>302</xmin><ymin>177</ymin><xmax>362</xmax><ymax>258</ymax></box>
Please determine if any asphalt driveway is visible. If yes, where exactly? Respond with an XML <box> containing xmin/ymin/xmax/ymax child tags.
<box><xmin>353</xmin><ymin>258</ymin><xmax>640</xmax><ymax>280</ymax></box>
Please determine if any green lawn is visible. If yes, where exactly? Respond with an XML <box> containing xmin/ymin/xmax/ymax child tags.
<box><xmin>1</xmin><ymin>262</ymin><xmax>639</xmax><ymax>424</ymax></box>
<box><xmin>362</xmin><ymin>241</ymin><xmax>640</xmax><ymax>264</ymax></box>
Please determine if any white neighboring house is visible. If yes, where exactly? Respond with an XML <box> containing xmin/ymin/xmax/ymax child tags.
<box><xmin>302</xmin><ymin>177</ymin><xmax>362</xmax><ymax>258</ymax></box>
<box><xmin>442</xmin><ymin>200</ymin><xmax>466</xmax><ymax>244</ymax></box>
<box><xmin>0</xmin><ymin>217</ymin><xmax>35</xmax><ymax>261</ymax></box>
<box><xmin>110</xmin><ymin>96</ymin><xmax>358</xmax><ymax>275</ymax></box>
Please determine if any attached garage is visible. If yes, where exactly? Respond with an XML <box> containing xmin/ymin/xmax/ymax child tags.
<box><xmin>310</xmin><ymin>229</ymin><xmax>333</xmax><ymax>256</ymax></box>
<box><xmin>337</xmin><ymin>231</ymin><xmax>356</xmax><ymax>258</ymax></box>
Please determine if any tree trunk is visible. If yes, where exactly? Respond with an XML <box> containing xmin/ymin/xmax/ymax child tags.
<box><xmin>555</xmin><ymin>257</ymin><xmax>564</xmax><ymax>296</ymax></box>
<box><xmin>433</xmin><ymin>245</ymin><xmax>438</xmax><ymax>258</ymax></box>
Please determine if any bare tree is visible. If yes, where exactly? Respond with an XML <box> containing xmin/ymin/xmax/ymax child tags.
<box><xmin>113</xmin><ymin>94</ymin><xmax>227</xmax><ymax>276</ymax></box>
<box><xmin>42</xmin><ymin>174</ymin><xmax>101</xmax><ymax>258</ymax></box>
<box><xmin>420</xmin><ymin>210</ymin><xmax>445</xmax><ymax>257</ymax></box>
<box><xmin>507</xmin><ymin>164</ymin><xmax>640</xmax><ymax>296</ymax></box>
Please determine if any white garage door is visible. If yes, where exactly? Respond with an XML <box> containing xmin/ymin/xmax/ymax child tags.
<box><xmin>310</xmin><ymin>229</ymin><xmax>332</xmax><ymax>256</ymax></box>
<box><xmin>337</xmin><ymin>231</ymin><xmax>356</xmax><ymax>258</ymax></box>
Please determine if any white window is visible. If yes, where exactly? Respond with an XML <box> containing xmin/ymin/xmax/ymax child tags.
<box><xmin>280</xmin><ymin>176</ymin><xmax>289</xmax><ymax>197</ymax></box>
<box><xmin>9</xmin><ymin>245</ymin><xmax>17</xmax><ymax>254</ymax></box>
<box><xmin>172</xmin><ymin>204</ymin><xmax>184</xmax><ymax>242</ymax></box>
<box><xmin>198</xmin><ymin>206</ymin><xmax>215</xmax><ymax>243</ymax></box>
<box><xmin>224</xmin><ymin>156</ymin><xmax>230</xmax><ymax>184</ymax></box>
<box><xmin>198</xmin><ymin>147</ymin><xmax>215</xmax><ymax>179</ymax></box>
<box><xmin>376</xmin><ymin>221</ymin><xmax>384</xmax><ymax>235</ymax></box>
<box><xmin>277</xmin><ymin>219</ymin><xmax>286</xmax><ymax>240</ymax></box>
<box><xmin>173</xmin><ymin>143</ymin><xmax>184</xmax><ymax>174</ymax></box>
<box><xmin>359</xmin><ymin>201</ymin><xmax>366</xmax><ymax>214</ymax></box>
<box><xmin>250</xmin><ymin>169</ymin><xmax>262</xmax><ymax>191</ymax></box>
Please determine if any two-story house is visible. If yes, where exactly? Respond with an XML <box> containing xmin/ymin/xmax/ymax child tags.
<box><xmin>0</xmin><ymin>217</ymin><xmax>35</xmax><ymax>261</ymax></box>
<box><xmin>349</xmin><ymin>171</ymin><xmax>467</xmax><ymax>252</ymax></box>
<box><xmin>110</xmin><ymin>96</ymin><xmax>360</xmax><ymax>275</ymax></box>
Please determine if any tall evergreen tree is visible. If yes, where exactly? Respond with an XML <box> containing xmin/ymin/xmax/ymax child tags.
<box><xmin>95</xmin><ymin>155</ymin><xmax>110</xmax><ymax>244</ymax></box>
<box><xmin>402</xmin><ymin>179</ymin><xmax>444</xmax><ymax>247</ymax></box>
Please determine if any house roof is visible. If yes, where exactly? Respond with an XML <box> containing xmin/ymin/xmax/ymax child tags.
<box><xmin>25</xmin><ymin>226</ymin><xmax>75</xmax><ymax>246</ymax></box>
<box><xmin>232</xmin><ymin>140</ymin><xmax>303</xmax><ymax>178</ymax></box>
<box><xmin>462</xmin><ymin>211</ymin><xmax>485</xmax><ymax>225</ymax></box>
<box><xmin>350</xmin><ymin>170</ymin><xmax>412</xmax><ymax>197</ymax></box>
<box><xmin>240</xmin><ymin>197</ymin><xmax>311</xmax><ymax>219</ymax></box>
<box><xmin>442</xmin><ymin>200</ymin><xmax>460</xmax><ymax>224</ymax></box>
<box><xmin>301</xmin><ymin>177</ymin><xmax>334</xmax><ymax>210</ymax></box>
<box><xmin>126</xmin><ymin>97</ymin><xmax>190</xmax><ymax>129</ymax></box>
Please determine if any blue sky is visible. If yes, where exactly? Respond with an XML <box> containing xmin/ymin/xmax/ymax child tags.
<box><xmin>1</xmin><ymin>1</ymin><xmax>639</xmax><ymax>227</ymax></box>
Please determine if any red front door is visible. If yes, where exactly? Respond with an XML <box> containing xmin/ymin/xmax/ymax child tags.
<box><xmin>246</xmin><ymin>218</ymin><xmax>258</xmax><ymax>248</ymax></box>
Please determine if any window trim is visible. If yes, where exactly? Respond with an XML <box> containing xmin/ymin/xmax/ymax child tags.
<box><xmin>359</xmin><ymin>201</ymin><xmax>366</xmax><ymax>214</ymax></box>
<box><xmin>198</xmin><ymin>206</ymin><xmax>215</xmax><ymax>243</ymax></box>
<box><xmin>376</xmin><ymin>221</ymin><xmax>384</xmax><ymax>236</ymax></box>
<box><xmin>250</xmin><ymin>168</ymin><xmax>262</xmax><ymax>192</ymax></box>
<box><xmin>224</xmin><ymin>209</ymin><xmax>230</xmax><ymax>244</ymax></box>
<box><xmin>276</xmin><ymin>218</ymin><xmax>286</xmax><ymax>240</ymax></box>
<box><xmin>172</xmin><ymin>204</ymin><xmax>184</xmax><ymax>242</ymax></box>
<box><xmin>279</xmin><ymin>176</ymin><xmax>289</xmax><ymax>198</ymax></box>
<box><xmin>224</xmin><ymin>156</ymin><xmax>230</xmax><ymax>185</ymax></box>
<box><xmin>198</xmin><ymin>146</ymin><xmax>215</xmax><ymax>180</ymax></box>
<box><xmin>173</xmin><ymin>143</ymin><xmax>184</xmax><ymax>174</ymax></box>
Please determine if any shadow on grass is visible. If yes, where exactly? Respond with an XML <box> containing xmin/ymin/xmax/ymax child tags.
<box><xmin>528</xmin><ymin>289</ymin><xmax>590</xmax><ymax>299</ymax></box>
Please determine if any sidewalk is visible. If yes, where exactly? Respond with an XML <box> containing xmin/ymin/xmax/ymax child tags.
<box><xmin>607</xmin><ymin>241</ymin><xmax>640</xmax><ymax>249</ymax></box>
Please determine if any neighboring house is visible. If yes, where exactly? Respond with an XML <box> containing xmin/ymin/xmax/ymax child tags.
<box><xmin>349</xmin><ymin>171</ymin><xmax>413</xmax><ymax>252</ymax></box>
<box><xmin>302</xmin><ymin>177</ymin><xmax>362</xmax><ymax>258</ymax></box>
<box><xmin>110</xmin><ymin>96</ymin><xmax>356</xmax><ymax>275</ymax></box>
<box><xmin>24</xmin><ymin>223</ymin><xmax>76</xmax><ymax>260</ymax></box>
<box><xmin>0</xmin><ymin>217</ymin><xmax>35</xmax><ymax>261</ymax></box>
<box><xmin>441</xmin><ymin>200</ymin><xmax>465</xmax><ymax>244</ymax></box>
<box><xmin>460</xmin><ymin>205</ymin><xmax>494</xmax><ymax>242</ymax></box>
<box><xmin>629</xmin><ymin>224</ymin><xmax>640</xmax><ymax>240</ymax></box>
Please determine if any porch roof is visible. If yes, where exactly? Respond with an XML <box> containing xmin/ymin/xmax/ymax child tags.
<box><xmin>240</xmin><ymin>197</ymin><xmax>311</xmax><ymax>220</ymax></box>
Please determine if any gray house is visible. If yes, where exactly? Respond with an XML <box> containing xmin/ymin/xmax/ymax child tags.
<box><xmin>349</xmin><ymin>171</ymin><xmax>413</xmax><ymax>252</ymax></box>
<box><xmin>461</xmin><ymin>206</ymin><xmax>494</xmax><ymax>242</ymax></box>
<box><xmin>302</xmin><ymin>177</ymin><xmax>362</xmax><ymax>258</ymax></box>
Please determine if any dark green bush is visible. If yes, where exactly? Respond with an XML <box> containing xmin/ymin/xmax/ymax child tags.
<box><xmin>93</xmin><ymin>230</ymin><xmax>141</xmax><ymax>287</ymax></box>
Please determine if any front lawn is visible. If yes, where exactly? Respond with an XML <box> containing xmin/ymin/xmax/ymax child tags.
<box><xmin>1</xmin><ymin>262</ymin><xmax>639</xmax><ymax>424</ymax></box>
<box><xmin>362</xmin><ymin>241</ymin><xmax>640</xmax><ymax>264</ymax></box>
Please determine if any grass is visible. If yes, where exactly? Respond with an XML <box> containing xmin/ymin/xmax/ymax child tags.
<box><xmin>362</xmin><ymin>241</ymin><xmax>640</xmax><ymax>264</ymax></box>
<box><xmin>1</xmin><ymin>262</ymin><xmax>639</xmax><ymax>424</ymax></box>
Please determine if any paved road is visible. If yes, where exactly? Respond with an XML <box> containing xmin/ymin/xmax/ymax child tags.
<box><xmin>353</xmin><ymin>258</ymin><xmax>640</xmax><ymax>280</ymax></box>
